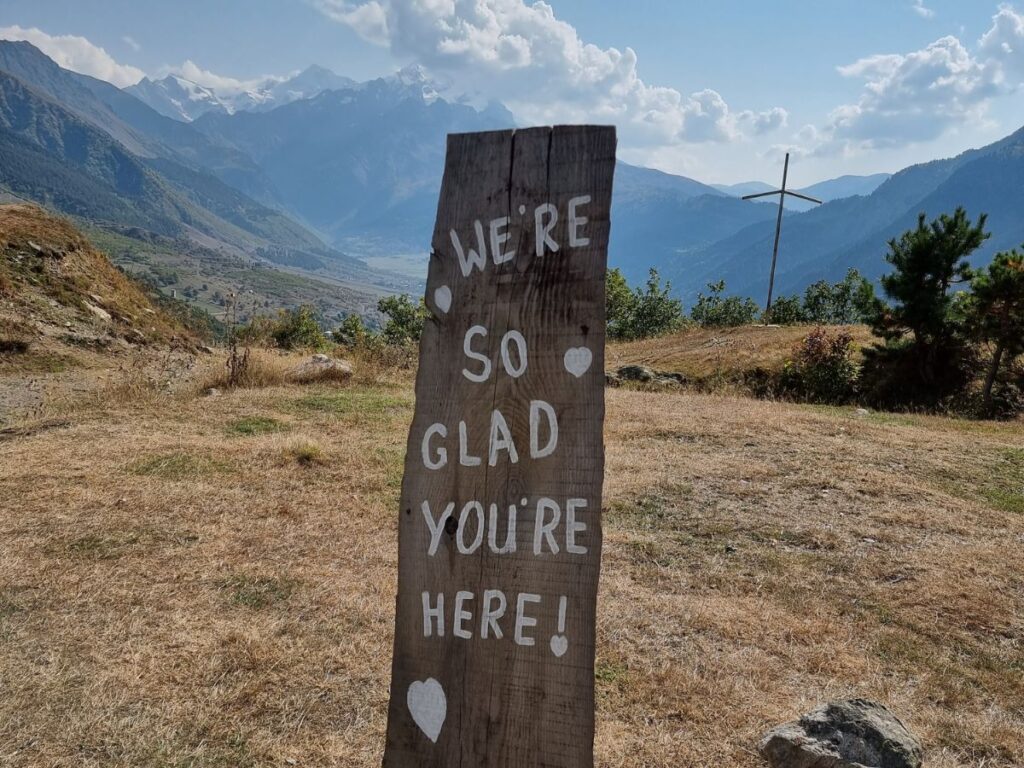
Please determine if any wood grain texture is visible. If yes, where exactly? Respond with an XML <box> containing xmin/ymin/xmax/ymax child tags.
<box><xmin>383</xmin><ymin>125</ymin><xmax>616</xmax><ymax>768</ymax></box>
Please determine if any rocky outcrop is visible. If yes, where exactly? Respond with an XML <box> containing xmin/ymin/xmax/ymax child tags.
<box><xmin>759</xmin><ymin>699</ymin><xmax>922</xmax><ymax>768</ymax></box>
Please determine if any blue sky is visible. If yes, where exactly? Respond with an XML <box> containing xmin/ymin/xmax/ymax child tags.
<box><xmin>3</xmin><ymin>0</ymin><xmax>1024</xmax><ymax>186</ymax></box>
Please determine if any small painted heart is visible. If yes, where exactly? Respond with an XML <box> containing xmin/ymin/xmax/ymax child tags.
<box><xmin>550</xmin><ymin>634</ymin><xmax>569</xmax><ymax>657</ymax></box>
<box><xmin>563</xmin><ymin>347</ymin><xmax>593</xmax><ymax>378</ymax></box>
<box><xmin>407</xmin><ymin>678</ymin><xmax>446</xmax><ymax>743</ymax></box>
<box><xmin>434</xmin><ymin>285</ymin><xmax>452</xmax><ymax>314</ymax></box>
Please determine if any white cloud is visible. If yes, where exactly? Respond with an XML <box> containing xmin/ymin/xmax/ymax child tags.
<box><xmin>122</xmin><ymin>35</ymin><xmax>141</xmax><ymax>52</ymax></box>
<box><xmin>0</xmin><ymin>25</ymin><xmax>144</xmax><ymax>86</ymax></box>
<box><xmin>315</xmin><ymin>0</ymin><xmax>390</xmax><ymax>46</ymax></box>
<box><xmin>912</xmin><ymin>0</ymin><xmax>935</xmax><ymax>19</ymax></box>
<box><xmin>802</xmin><ymin>4</ymin><xmax>1024</xmax><ymax>156</ymax></box>
<box><xmin>979</xmin><ymin>2</ymin><xmax>1024</xmax><ymax>81</ymax></box>
<box><xmin>312</xmin><ymin>0</ymin><xmax>786</xmax><ymax>148</ymax></box>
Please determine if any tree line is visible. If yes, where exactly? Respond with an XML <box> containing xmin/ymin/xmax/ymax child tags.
<box><xmin>240</xmin><ymin>206</ymin><xmax>1023</xmax><ymax>417</ymax></box>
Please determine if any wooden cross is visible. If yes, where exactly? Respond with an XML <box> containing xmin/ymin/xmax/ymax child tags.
<box><xmin>742</xmin><ymin>152</ymin><xmax>822</xmax><ymax>321</ymax></box>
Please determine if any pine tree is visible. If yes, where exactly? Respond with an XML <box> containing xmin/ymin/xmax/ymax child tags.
<box><xmin>868</xmin><ymin>208</ymin><xmax>989</xmax><ymax>392</ymax></box>
<box><xmin>967</xmin><ymin>248</ymin><xmax>1024</xmax><ymax>411</ymax></box>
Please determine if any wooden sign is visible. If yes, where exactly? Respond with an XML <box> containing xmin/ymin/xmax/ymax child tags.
<box><xmin>383</xmin><ymin>125</ymin><xmax>616</xmax><ymax>767</ymax></box>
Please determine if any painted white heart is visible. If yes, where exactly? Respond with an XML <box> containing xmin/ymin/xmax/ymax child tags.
<box><xmin>434</xmin><ymin>285</ymin><xmax>452</xmax><ymax>314</ymax></box>
<box><xmin>407</xmin><ymin>678</ymin><xmax>446</xmax><ymax>743</ymax></box>
<box><xmin>563</xmin><ymin>347</ymin><xmax>593</xmax><ymax>378</ymax></box>
<box><xmin>550</xmin><ymin>634</ymin><xmax>568</xmax><ymax>657</ymax></box>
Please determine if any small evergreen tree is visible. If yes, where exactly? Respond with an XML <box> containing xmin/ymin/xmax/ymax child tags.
<box><xmin>862</xmin><ymin>208</ymin><xmax>989</xmax><ymax>406</ymax></box>
<box><xmin>870</xmin><ymin>208</ymin><xmax>988</xmax><ymax>348</ymax></box>
<box><xmin>967</xmin><ymin>248</ymin><xmax>1024</xmax><ymax>412</ymax></box>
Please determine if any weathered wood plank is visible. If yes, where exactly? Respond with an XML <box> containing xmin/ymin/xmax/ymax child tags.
<box><xmin>383</xmin><ymin>124</ymin><xmax>616</xmax><ymax>768</ymax></box>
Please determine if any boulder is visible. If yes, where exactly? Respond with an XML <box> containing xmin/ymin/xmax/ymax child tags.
<box><xmin>83</xmin><ymin>301</ymin><xmax>111</xmax><ymax>323</ymax></box>
<box><xmin>617</xmin><ymin>364</ymin><xmax>656</xmax><ymax>382</ymax></box>
<box><xmin>759</xmin><ymin>699</ymin><xmax>922</xmax><ymax>768</ymax></box>
<box><xmin>289</xmin><ymin>355</ymin><xmax>354</xmax><ymax>383</ymax></box>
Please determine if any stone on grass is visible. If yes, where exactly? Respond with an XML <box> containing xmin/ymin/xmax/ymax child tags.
<box><xmin>759</xmin><ymin>699</ymin><xmax>922</xmax><ymax>768</ymax></box>
<box><xmin>617</xmin><ymin>364</ymin><xmax>656</xmax><ymax>382</ymax></box>
<box><xmin>84</xmin><ymin>301</ymin><xmax>111</xmax><ymax>323</ymax></box>
<box><xmin>289</xmin><ymin>354</ymin><xmax>353</xmax><ymax>384</ymax></box>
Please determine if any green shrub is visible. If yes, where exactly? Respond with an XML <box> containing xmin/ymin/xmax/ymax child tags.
<box><xmin>606</xmin><ymin>268</ymin><xmax>686</xmax><ymax>341</ymax></box>
<box><xmin>781</xmin><ymin>327</ymin><xmax>859</xmax><ymax>404</ymax></box>
<box><xmin>334</xmin><ymin>313</ymin><xmax>372</xmax><ymax>347</ymax></box>
<box><xmin>378</xmin><ymin>294</ymin><xmax>428</xmax><ymax>346</ymax></box>
<box><xmin>802</xmin><ymin>269</ymin><xmax>877</xmax><ymax>324</ymax></box>
<box><xmin>766</xmin><ymin>294</ymin><xmax>805</xmax><ymax>325</ymax></box>
<box><xmin>240</xmin><ymin>305</ymin><xmax>327</xmax><ymax>350</ymax></box>
<box><xmin>691</xmin><ymin>280</ymin><xmax>760</xmax><ymax>327</ymax></box>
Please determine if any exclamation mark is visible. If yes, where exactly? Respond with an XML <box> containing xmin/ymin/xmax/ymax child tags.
<box><xmin>549</xmin><ymin>595</ymin><xmax>569</xmax><ymax>657</ymax></box>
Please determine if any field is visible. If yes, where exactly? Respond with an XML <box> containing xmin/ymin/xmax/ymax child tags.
<box><xmin>1</xmin><ymin>345</ymin><xmax>1022</xmax><ymax>767</ymax></box>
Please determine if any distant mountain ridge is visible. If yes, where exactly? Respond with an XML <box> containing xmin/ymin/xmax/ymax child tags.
<box><xmin>0</xmin><ymin>40</ymin><xmax>415</xmax><ymax>322</ymax></box>
<box><xmin>668</xmin><ymin>130</ymin><xmax>1024</xmax><ymax>302</ymax></box>
<box><xmin>126</xmin><ymin>64</ymin><xmax>359</xmax><ymax>122</ymax></box>
<box><xmin>712</xmin><ymin>173</ymin><xmax>892</xmax><ymax>212</ymax></box>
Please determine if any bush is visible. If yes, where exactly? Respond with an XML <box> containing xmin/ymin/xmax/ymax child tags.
<box><xmin>271</xmin><ymin>305</ymin><xmax>328</xmax><ymax>350</ymax></box>
<box><xmin>378</xmin><ymin>294</ymin><xmax>428</xmax><ymax>346</ymax></box>
<box><xmin>691</xmin><ymin>280</ymin><xmax>760</xmax><ymax>327</ymax></box>
<box><xmin>334</xmin><ymin>313</ymin><xmax>373</xmax><ymax>348</ymax></box>
<box><xmin>802</xmin><ymin>269</ymin><xmax>877</xmax><ymax>324</ymax></box>
<box><xmin>781</xmin><ymin>328</ymin><xmax>860</xmax><ymax>404</ymax></box>
<box><xmin>240</xmin><ymin>305</ymin><xmax>328</xmax><ymax>351</ymax></box>
<box><xmin>606</xmin><ymin>268</ymin><xmax>635</xmax><ymax>340</ymax></box>
<box><xmin>860</xmin><ymin>338</ymin><xmax>978</xmax><ymax>410</ymax></box>
<box><xmin>606</xmin><ymin>268</ymin><xmax>686</xmax><ymax>341</ymax></box>
<box><xmin>766</xmin><ymin>294</ymin><xmax>805</xmax><ymax>325</ymax></box>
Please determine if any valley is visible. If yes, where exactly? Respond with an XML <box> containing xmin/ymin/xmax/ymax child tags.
<box><xmin>4</xmin><ymin>39</ymin><xmax>1024</xmax><ymax>319</ymax></box>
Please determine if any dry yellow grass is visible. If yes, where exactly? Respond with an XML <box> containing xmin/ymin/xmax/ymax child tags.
<box><xmin>608</xmin><ymin>324</ymin><xmax>877</xmax><ymax>380</ymax></box>
<box><xmin>0</xmin><ymin>363</ymin><xmax>1021</xmax><ymax>767</ymax></box>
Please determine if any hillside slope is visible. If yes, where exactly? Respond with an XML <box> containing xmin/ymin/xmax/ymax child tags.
<box><xmin>672</xmin><ymin>127</ymin><xmax>1024</xmax><ymax>302</ymax></box>
<box><xmin>0</xmin><ymin>204</ymin><xmax>191</xmax><ymax>348</ymax></box>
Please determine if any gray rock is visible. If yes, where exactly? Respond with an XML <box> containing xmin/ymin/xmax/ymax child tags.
<box><xmin>289</xmin><ymin>355</ymin><xmax>354</xmax><ymax>382</ymax></box>
<box><xmin>617</xmin><ymin>364</ymin><xmax>656</xmax><ymax>382</ymax></box>
<box><xmin>83</xmin><ymin>301</ymin><xmax>111</xmax><ymax>323</ymax></box>
<box><xmin>759</xmin><ymin>699</ymin><xmax>922</xmax><ymax>768</ymax></box>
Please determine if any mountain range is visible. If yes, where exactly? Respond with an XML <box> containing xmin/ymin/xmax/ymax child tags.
<box><xmin>127</xmin><ymin>64</ymin><xmax>359</xmax><ymax>122</ymax></box>
<box><xmin>712</xmin><ymin>173</ymin><xmax>891</xmax><ymax>212</ymax></box>
<box><xmin>1</xmin><ymin>38</ymin><xmax>1022</xmax><ymax>316</ymax></box>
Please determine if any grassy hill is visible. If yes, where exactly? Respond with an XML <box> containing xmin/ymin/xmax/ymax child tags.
<box><xmin>608</xmin><ymin>324</ymin><xmax>878</xmax><ymax>385</ymax></box>
<box><xmin>0</xmin><ymin>204</ymin><xmax>191</xmax><ymax>344</ymax></box>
